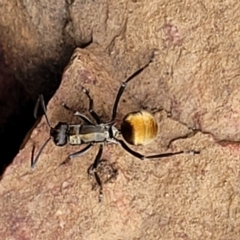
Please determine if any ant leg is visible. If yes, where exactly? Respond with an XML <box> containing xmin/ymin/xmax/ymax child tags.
<box><xmin>111</xmin><ymin>59</ymin><xmax>153</xmax><ymax>122</ymax></box>
<box><xmin>92</xmin><ymin>144</ymin><xmax>103</xmax><ymax>169</ymax></box>
<box><xmin>88</xmin><ymin>144</ymin><xmax>104</xmax><ymax>202</ymax></box>
<box><xmin>145</xmin><ymin>150</ymin><xmax>200</xmax><ymax>159</ymax></box>
<box><xmin>94</xmin><ymin>172</ymin><xmax>103</xmax><ymax>202</ymax></box>
<box><xmin>89</xmin><ymin>159</ymin><xmax>118</xmax><ymax>202</ymax></box>
<box><xmin>117</xmin><ymin>139</ymin><xmax>145</xmax><ymax>159</ymax></box>
<box><xmin>117</xmin><ymin>139</ymin><xmax>200</xmax><ymax>160</ymax></box>
<box><xmin>60</xmin><ymin>143</ymin><xmax>93</xmax><ymax>165</ymax></box>
<box><xmin>62</xmin><ymin>103</ymin><xmax>94</xmax><ymax>125</ymax></box>
<box><xmin>82</xmin><ymin>87</ymin><xmax>101</xmax><ymax>124</ymax></box>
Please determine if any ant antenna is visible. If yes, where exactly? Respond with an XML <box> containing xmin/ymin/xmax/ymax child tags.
<box><xmin>34</xmin><ymin>94</ymin><xmax>51</xmax><ymax>127</ymax></box>
<box><xmin>31</xmin><ymin>94</ymin><xmax>52</xmax><ymax>169</ymax></box>
<box><xmin>31</xmin><ymin>137</ymin><xmax>51</xmax><ymax>169</ymax></box>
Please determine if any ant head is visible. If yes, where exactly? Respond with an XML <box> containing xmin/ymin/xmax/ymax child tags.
<box><xmin>31</xmin><ymin>95</ymin><xmax>68</xmax><ymax>169</ymax></box>
<box><xmin>34</xmin><ymin>95</ymin><xmax>68</xmax><ymax>146</ymax></box>
<box><xmin>50</xmin><ymin>122</ymin><xmax>68</xmax><ymax>146</ymax></box>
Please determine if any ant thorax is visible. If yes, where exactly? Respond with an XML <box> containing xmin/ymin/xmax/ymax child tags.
<box><xmin>67</xmin><ymin>123</ymin><xmax>119</xmax><ymax>145</ymax></box>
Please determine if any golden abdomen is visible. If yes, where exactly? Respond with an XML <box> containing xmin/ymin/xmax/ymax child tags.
<box><xmin>121</xmin><ymin>110</ymin><xmax>158</xmax><ymax>145</ymax></box>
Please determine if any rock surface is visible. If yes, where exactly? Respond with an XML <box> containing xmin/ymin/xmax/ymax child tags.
<box><xmin>0</xmin><ymin>0</ymin><xmax>240</xmax><ymax>239</ymax></box>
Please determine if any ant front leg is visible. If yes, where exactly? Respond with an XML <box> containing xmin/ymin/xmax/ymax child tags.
<box><xmin>62</xmin><ymin>103</ymin><xmax>94</xmax><ymax>125</ymax></box>
<box><xmin>60</xmin><ymin>143</ymin><xmax>93</xmax><ymax>165</ymax></box>
<box><xmin>82</xmin><ymin>87</ymin><xmax>101</xmax><ymax>124</ymax></box>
